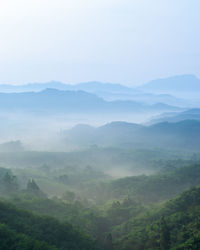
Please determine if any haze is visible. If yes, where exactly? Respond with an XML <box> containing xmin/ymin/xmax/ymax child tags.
<box><xmin>0</xmin><ymin>0</ymin><xmax>200</xmax><ymax>85</ymax></box>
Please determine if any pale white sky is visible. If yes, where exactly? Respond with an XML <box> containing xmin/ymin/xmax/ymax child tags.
<box><xmin>0</xmin><ymin>0</ymin><xmax>199</xmax><ymax>85</ymax></box>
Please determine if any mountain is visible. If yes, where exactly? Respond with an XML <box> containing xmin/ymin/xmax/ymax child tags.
<box><xmin>138</xmin><ymin>74</ymin><xmax>200</xmax><ymax>95</ymax></box>
<box><xmin>64</xmin><ymin>120</ymin><xmax>200</xmax><ymax>150</ymax></box>
<box><xmin>149</xmin><ymin>108</ymin><xmax>200</xmax><ymax>124</ymax></box>
<box><xmin>0</xmin><ymin>89</ymin><xmax>105</xmax><ymax>113</ymax></box>
<box><xmin>0</xmin><ymin>89</ymin><xmax>183</xmax><ymax>146</ymax></box>
<box><xmin>0</xmin><ymin>89</ymin><xmax>180</xmax><ymax>114</ymax></box>
<box><xmin>0</xmin><ymin>81</ymin><xmax>71</xmax><ymax>92</ymax></box>
<box><xmin>0</xmin><ymin>81</ymin><xmax>137</xmax><ymax>94</ymax></box>
<box><xmin>0</xmin><ymin>78</ymin><xmax>196</xmax><ymax>107</ymax></box>
<box><xmin>73</xmin><ymin>81</ymin><xmax>137</xmax><ymax>94</ymax></box>
<box><xmin>148</xmin><ymin>119</ymin><xmax>200</xmax><ymax>136</ymax></box>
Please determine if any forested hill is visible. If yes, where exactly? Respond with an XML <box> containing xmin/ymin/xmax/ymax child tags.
<box><xmin>115</xmin><ymin>185</ymin><xmax>200</xmax><ymax>249</ymax></box>
<box><xmin>0</xmin><ymin>200</ymin><xmax>100</xmax><ymax>250</ymax></box>
<box><xmin>109</xmin><ymin>164</ymin><xmax>200</xmax><ymax>203</ymax></box>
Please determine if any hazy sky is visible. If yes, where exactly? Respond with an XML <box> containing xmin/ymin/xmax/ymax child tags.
<box><xmin>0</xmin><ymin>0</ymin><xmax>200</xmax><ymax>85</ymax></box>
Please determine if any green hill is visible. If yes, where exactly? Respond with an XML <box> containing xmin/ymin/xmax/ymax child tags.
<box><xmin>115</xmin><ymin>186</ymin><xmax>200</xmax><ymax>249</ymax></box>
<box><xmin>0</xmin><ymin>200</ymin><xmax>100</xmax><ymax>250</ymax></box>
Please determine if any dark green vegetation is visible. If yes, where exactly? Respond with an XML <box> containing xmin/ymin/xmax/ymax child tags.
<box><xmin>0</xmin><ymin>147</ymin><xmax>200</xmax><ymax>249</ymax></box>
<box><xmin>115</xmin><ymin>186</ymin><xmax>200</xmax><ymax>249</ymax></box>
<box><xmin>0</xmin><ymin>201</ymin><xmax>98</xmax><ymax>250</ymax></box>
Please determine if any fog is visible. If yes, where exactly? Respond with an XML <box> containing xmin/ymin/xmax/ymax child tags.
<box><xmin>0</xmin><ymin>110</ymin><xmax>162</xmax><ymax>151</ymax></box>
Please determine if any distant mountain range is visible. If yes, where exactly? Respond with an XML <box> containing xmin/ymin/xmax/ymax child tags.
<box><xmin>0</xmin><ymin>74</ymin><xmax>199</xmax><ymax>107</ymax></box>
<box><xmin>0</xmin><ymin>81</ymin><xmax>136</xmax><ymax>94</ymax></box>
<box><xmin>1</xmin><ymin>74</ymin><xmax>199</xmax><ymax>95</ymax></box>
<box><xmin>64</xmin><ymin>119</ymin><xmax>200</xmax><ymax>150</ymax></box>
<box><xmin>0</xmin><ymin>88</ymin><xmax>180</xmax><ymax>114</ymax></box>
<box><xmin>138</xmin><ymin>74</ymin><xmax>200</xmax><ymax>95</ymax></box>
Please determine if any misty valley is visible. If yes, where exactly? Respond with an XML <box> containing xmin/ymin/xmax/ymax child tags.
<box><xmin>1</xmin><ymin>76</ymin><xmax>200</xmax><ymax>249</ymax></box>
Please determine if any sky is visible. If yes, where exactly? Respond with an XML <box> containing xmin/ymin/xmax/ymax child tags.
<box><xmin>0</xmin><ymin>0</ymin><xmax>200</xmax><ymax>86</ymax></box>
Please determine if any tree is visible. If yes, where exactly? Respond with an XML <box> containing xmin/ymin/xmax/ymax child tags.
<box><xmin>160</xmin><ymin>217</ymin><xmax>170</xmax><ymax>250</ymax></box>
<box><xmin>26</xmin><ymin>179</ymin><xmax>46</xmax><ymax>198</ymax></box>
<box><xmin>3</xmin><ymin>172</ymin><xmax>18</xmax><ymax>192</ymax></box>
<box><xmin>104</xmin><ymin>233</ymin><xmax>114</xmax><ymax>250</ymax></box>
<box><xmin>62</xmin><ymin>190</ymin><xmax>75</xmax><ymax>203</ymax></box>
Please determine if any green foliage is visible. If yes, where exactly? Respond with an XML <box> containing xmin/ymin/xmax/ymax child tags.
<box><xmin>62</xmin><ymin>190</ymin><xmax>76</xmax><ymax>202</ymax></box>
<box><xmin>108</xmin><ymin>164</ymin><xmax>200</xmax><ymax>203</ymax></box>
<box><xmin>26</xmin><ymin>179</ymin><xmax>46</xmax><ymax>198</ymax></box>
<box><xmin>0</xmin><ymin>167</ymin><xmax>19</xmax><ymax>195</ymax></box>
<box><xmin>160</xmin><ymin>217</ymin><xmax>170</xmax><ymax>250</ymax></box>
<box><xmin>0</xmin><ymin>150</ymin><xmax>200</xmax><ymax>249</ymax></box>
<box><xmin>8</xmin><ymin>194</ymin><xmax>109</xmax><ymax>248</ymax></box>
<box><xmin>114</xmin><ymin>186</ymin><xmax>200</xmax><ymax>250</ymax></box>
<box><xmin>0</xmin><ymin>200</ymin><xmax>100</xmax><ymax>250</ymax></box>
<box><xmin>0</xmin><ymin>223</ymin><xmax>56</xmax><ymax>250</ymax></box>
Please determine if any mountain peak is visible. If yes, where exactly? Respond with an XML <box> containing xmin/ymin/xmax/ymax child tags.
<box><xmin>138</xmin><ymin>74</ymin><xmax>200</xmax><ymax>93</ymax></box>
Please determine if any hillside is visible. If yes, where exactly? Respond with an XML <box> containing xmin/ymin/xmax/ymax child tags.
<box><xmin>5</xmin><ymin>163</ymin><xmax>200</xmax><ymax>250</ymax></box>
<box><xmin>0</xmin><ymin>200</ymin><xmax>99</xmax><ymax>250</ymax></box>
<box><xmin>115</xmin><ymin>185</ymin><xmax>200</xmax><ymax>249</ymax></box>
<box><xmin>108</xmin><ymin>164</ymin><xmax>200</xmax><ymax>203</ymax></box>
<box><xmin>64</xmin><ymin>120</ymin><xmax>200</xmax><ymax>150</ymax></box>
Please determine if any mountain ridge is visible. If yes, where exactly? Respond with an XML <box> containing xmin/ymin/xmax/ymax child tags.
<box><xmin>64</xmin><ymin>119</ymin><xmax>200</xmax><ymax>150</ymax></box>
<box><xmin>138</xmin><ymin>74</ymin><xmax>200</xmax><ymax>94</ymax></box>
<box><xmin>0</xmin><ymin>88</ymin><xmax>180</xmax><ymax>114</ymax></box>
